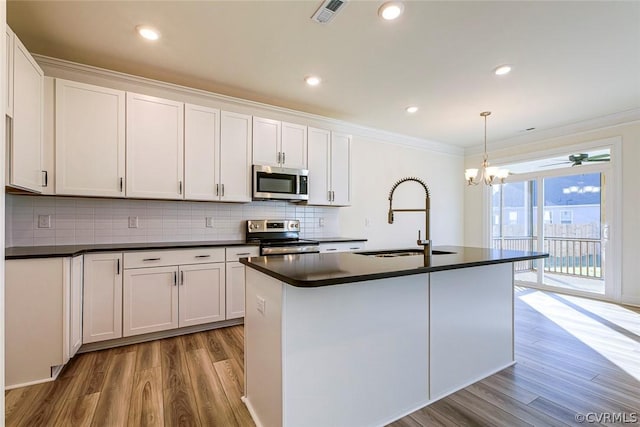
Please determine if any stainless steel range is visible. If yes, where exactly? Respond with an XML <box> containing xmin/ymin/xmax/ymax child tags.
<box><xmin>246</xmin><ymin>219</ymin><xmax>319</xmax><ymax>256</ymax></box>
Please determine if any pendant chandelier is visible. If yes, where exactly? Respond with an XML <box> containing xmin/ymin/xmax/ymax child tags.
<box><xmin>465</xmin><ymin>111</ymin><xmax>509</xmax><ymax>186</ymax></box>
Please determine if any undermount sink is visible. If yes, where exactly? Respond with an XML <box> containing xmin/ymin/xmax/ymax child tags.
<box><xmin>358</xmin><ymin>249</ymin><xmax>457</xmax><ymax>258</ymax></box>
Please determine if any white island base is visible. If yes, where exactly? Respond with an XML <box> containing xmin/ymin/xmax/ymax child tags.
<box><xmin>243</xmin><ymin>263</ymin><xmax>514</xmax><ymax>427</ymax></box>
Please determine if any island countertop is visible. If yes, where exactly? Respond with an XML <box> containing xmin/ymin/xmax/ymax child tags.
<box><xmin>239</xmin><ymin>245</ymin><xmax>548</xmax><ymax>287</ymax></box>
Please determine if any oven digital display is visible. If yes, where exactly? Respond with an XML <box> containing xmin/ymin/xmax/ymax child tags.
<box><xmin>267</xmin><ymin>222</ymin><xmax>283</xmax><ymax>229</ymax></box>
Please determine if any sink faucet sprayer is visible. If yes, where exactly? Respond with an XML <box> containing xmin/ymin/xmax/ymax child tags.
<box><xmin>387</xmin><ymin>177</ymin><xmax>432</xmax><ymax>256</ymax></box>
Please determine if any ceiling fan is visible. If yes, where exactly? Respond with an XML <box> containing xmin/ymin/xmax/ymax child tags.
<box><xmin>544</xmin><ymin>153</ymin><xmax>610</xmax><ymax>167</ymax></box>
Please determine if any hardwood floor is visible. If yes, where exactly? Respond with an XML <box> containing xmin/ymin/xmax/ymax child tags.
<box><xmin>6</xmin><ymin>288</ymin><xmax>640</xmax><ymax>426</ymax></box>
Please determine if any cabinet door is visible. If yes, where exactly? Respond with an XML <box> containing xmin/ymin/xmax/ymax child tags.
<box><xmin>226</xmin><ymin>261</ymin><xmax>246</xmax><ymax>320</ymax></box>
<box><xmin>307</xmin><ymin>127</ymin><xmax>331</xmax><ymax>205</ymax></box>
<box><xmin>330</xmin><ymin>131</ymin><xmax>352</xmax><ymax>206</ymax></box>
<box><xmin>70</xmin><ymin>255</ymin><xmax>83</xmax><ymax>358</ymax></box>
<box><xmin>56</xmin><ymin>79</ymin><xmax>126</xmax><ymax>197</ymax></box>
<box><xmin>281</xmin><ymin>122</ymin><xmax>307</xmax><ymax>169</ymax></box>
<box><xmin>252</xmin><ymin>116</ymin><xmax>280</xmax><ymax>166</ymax></box>
<box><xmin>123</xmin><ymin>266</ymin><xmax>179</xmax><ymax>336</ymax></box>
<box><xmin>220</xmin><ymin>111</ymin><xmax>252</xmax><ymax>202</ymax></box>
<box><xmin>10</xmin><ymin>35</ymin><xmax>43</xmax><ymax>192</ymax></box>
<box><xmin>179</xmin><ymin>263</ymin><xmax>226</xmax><ymax>327</ymax></box>
<box><xmin>41</xmin><ymin>77</ymin><xmax>55</xmax><ymax>195</ymax></box>
<box><xmin>83</xmin><ymin>253</ymin><xmax>123</xmax><ymax>344</ymax></box>
<box><xmin>184</xmin><ymin>103</ymin><xmax>219</xmax><ymax>200</ymax></box>
<box><xmin>6</xmin><ymin>258</ymin><xmax>67</xmax><ymax>388</ymax></box>
<box><xmin>126</xmin><ymin>92</ymin><xmax>184</xmax><ymax>199</ymax></box>
<box><xmin>6</xmin><ymin>25</ymin><xmax>14</xmax><ymax>117</ymax></box>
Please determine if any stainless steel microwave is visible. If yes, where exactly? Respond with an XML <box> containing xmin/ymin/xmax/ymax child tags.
<box><xmin>252</xmin><ymin>165</ymin><xmax>309</xmax><ymax>201</ymax></box>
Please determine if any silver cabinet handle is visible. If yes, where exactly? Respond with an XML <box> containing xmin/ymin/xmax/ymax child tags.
<box><xmin>332</xmin><ymin>191</ymin><xmax>335</xmax><ymax>201</ymax></box>
<box><xmin>116</xmin><ymin>258</ymin><xmax>120</xmax><ymax>275</ymax></box>
<box><xmin>236</xmin><ymin>252</ymin><xmax>251</xmax><ymax>256</ymax></box>
<box><xmin>216</xmin><ymin>184</ymin><xmax>219</xmax><ymax>196</ymax></box>
<box><xmin>179</xmin><ymin>181</ymin><xmax>183</xmax><ymax>195</ymax></box>
<box><xmin>119</xmin><ymin>177</ymin><xmax>123</xmax><ymax>192</ymax></box>
<box><xmin>221</xmin><ymin>184</ymin><xmax>225</xmax><ymax>197</ymax></box>
<box><xmin>180</xmin><ymin>270</ymin><xmax>184</xmax><ymax>286</ymax></box>
<box><xmin>173</xmin><ymin>271</ymin><xmax>177</xmax><ymax>286</ymax></box>
<box><xmin>350</xmin><ymin>247</ymin><xmax>360</xmax><ymax>250</ymax></box>
<box><xmin>282</xmin><ymin>152</ymin><xmax>286</xmax><ymax>164</ymax></box>
<box><xmin>327</xmin><ymin>191</ymin><xmax>332</xmax><ymax>202</ymax></box>
<box><xmin>326</xmin><ymin>248</ymin><xmax>337</xmax><ymax>251</ymax></box>
<box><xmin>277</xmin><ymin>152</ymin><xmax>281</xmax><ymax>164</ymax></box>
<box><xmin>195</xmin><ymin>255</ymin><xmax>211</xmax><ymax>258</ymax></box>
<box><xmin>143</xmin><ymin>257</ymin><xmax>161</xmax><ymax>261</ymax></box>
<box><xmin>42</xmin><ymin>171</ymin><xmax>48</xmax><ymax>187</ymax></box>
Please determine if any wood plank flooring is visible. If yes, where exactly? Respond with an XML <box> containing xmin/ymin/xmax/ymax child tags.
<box><xmin>6</xmin><ymin>288</ymin><xmax>640</xmax><ymax>426</ymax></box>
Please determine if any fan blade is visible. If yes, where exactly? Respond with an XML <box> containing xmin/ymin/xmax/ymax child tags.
<box><xmin>541</xmin><ymin>161</ymin><xmax>571</xmax><ymax>167</ymax></box>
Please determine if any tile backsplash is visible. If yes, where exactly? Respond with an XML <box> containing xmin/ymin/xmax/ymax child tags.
<box><xmin>6</xmin><ymin>195</ymin><xmax>340</xmax><ymax>247</ymax></box>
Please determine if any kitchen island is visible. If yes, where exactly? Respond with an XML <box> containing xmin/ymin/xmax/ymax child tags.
<box><xmin>240</xmin><ymin>246</ymin><xmax>547</xmax><ymax>427</ymax></box>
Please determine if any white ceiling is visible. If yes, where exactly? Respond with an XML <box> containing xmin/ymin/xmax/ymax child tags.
<box><xmin>7</xmin><ymin>1</ymin><xmax>640</xmax><ymax>147</ymax></box>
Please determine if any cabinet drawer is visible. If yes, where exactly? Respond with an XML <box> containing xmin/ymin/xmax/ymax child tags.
<box><xmin>319</xmin><ymin>242</ymin><xmax>365</xmax><ymax>253</ymax></box>
<box><xmin>124</xmin><ymin>248</ymin><xmax>225</xmax><ymax>269</ymax></box>
<box><xmin>226</xmin><ymin>246</ymin><xmax>260</xmax><ymax>262</ymax></box>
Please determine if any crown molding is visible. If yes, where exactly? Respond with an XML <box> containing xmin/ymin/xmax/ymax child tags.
<box><xmin>34</xmin><ymin>55</ymin><xmax>463</xmax><ymax>157</ymax></box>
<box><xmin>464</xmin><ymin>108</ymin><xmax>640</xmax><ymax>156</ymax></box>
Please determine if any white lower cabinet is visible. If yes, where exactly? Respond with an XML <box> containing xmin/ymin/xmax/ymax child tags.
<box><xmin>122</xmin><ymin>248</ymin><xmax>227</xmax><ymax>337</ymax></box>
<box><xmin>225</xmin><ymin>246</ymin><xmax>260</xmax><ymax>319</ymax></box>
<box><xmin>5</xmin><ymin>258</ymin><xmax>68</xmax><ymax>388</ymax></box>
<box><xmin>69</xmin><ymin>255</ymin><xmax>84</xmax><ymax>358</ymax></box>
<box><xmin>123</xmin><ymin>266</ymin><xmax>179</xmax><ymax>337</ymax></box>
<box><xmin>179</xmin><ymin>263</ymin><xmax>226</xmax><ymax>327</ymax></box>
<box><xmin>83</xmin><ymin>253</ymin><xmax>123</xmax><ymax>344</ymax></box>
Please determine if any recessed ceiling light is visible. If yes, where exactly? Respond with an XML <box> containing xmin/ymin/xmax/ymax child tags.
<box><xmin>136</xmin><ymin>26</ymin><xmax>160</xmax><ymax>41</ymax></box>
<box><xmin>494</xmin><ymin>65</ymin><xmax>512</xmax><ymax>76</ymax></box>
<box><xmin>378</xmin><ymin>2</ymin><xmax>404</xmax><ymax>20</ymax></box>
<box><xmin>305</xmin><ymin>76</ymin><xmax>321</xmax><ymax>86</ymax></box>
<box><xmin>405</xmin><ymin>106</ymin><xmax>418</xmax><ymax>114</ymax></box>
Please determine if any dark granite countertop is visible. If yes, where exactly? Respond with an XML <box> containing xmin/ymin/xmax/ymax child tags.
<box><xmin>5</xmin><ymin>240</ymin><xmax>258</xmax><ymax>260</ymax></box>
<box><xmin>240</xmin><ymin>246</ymin><xmax>548</xmax><ymax>287</ymax></box>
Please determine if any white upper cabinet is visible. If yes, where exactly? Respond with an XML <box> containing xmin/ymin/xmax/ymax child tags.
<box><xmin>219</xmin><ymin>111</ymin><xmax>252</xmax><ymax>202</ymax></box>
<box><xmin>252</xmin><ymin>116</ymin><xmax>281</xmax><ymax>166</ymax></box>
<box><xmin>307</xmin><ymin>128</ymin><xmax>351</xmax><ymax>206</ymax></box>
<box><xmin>307</xmin><ymin>127</ymin><xmax>331</xmax><ymax>205</ymax></box>
<box><xmin>253</xmin><ymin>116</ymin><xmax>307</xmax><ymax>169</ymax></box>
<box><xmin>281</xmin><ymin>122</ymin><xmax>307</xmax><ymax>169</ymax></box>
<box><xmin>184</xmin><ymin>103</ymin><xmax>220</xmax><ymax>201</ymax></box>
<box><xmin>9</xmin><ymin>32</ymin><xmax>44</xmax><ymax>193</ymax></box>
<box><xmin>330</xmin><ymin>131</ymin><xmax>352</xmax><ymax>206</ymax></box>
<box><xmin>55</xmin><ymin>79</ymin><xmax>126</xmax><ymax>197</ymax></box>
<box><xmin>6</xmin><ymin>25</ymin><xmax>14</xmax><ymax>117</ymax></box>
<box><xmin>126</xmin><ymin>92</ymin><xmax>184</xmax><ymax>199</ymax></box>
<box><xmin>184</xmin><ymin>106</ymin><xmax>252</xmax><ymax>202</ymax></box>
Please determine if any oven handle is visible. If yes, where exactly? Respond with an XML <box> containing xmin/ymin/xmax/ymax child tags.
<box><xmin>261</xmin><ymin>246</ymin><xmax>320</xmax><ymax>255</ymax></box>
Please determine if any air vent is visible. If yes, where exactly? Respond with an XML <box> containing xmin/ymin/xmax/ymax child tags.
<box><xmin>311</xmin><ymin>0</ymin><xmax>347</xmax><ymax>24</ymax></box>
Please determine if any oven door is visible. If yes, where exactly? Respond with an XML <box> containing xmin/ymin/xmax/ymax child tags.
<box><xmin>253</xmin><ymin>165</ymin><xmax>309</xmax><ymax>201</ymax></box>
<box><xmin>261</xmin><ymin>245</ymin><xmax>319</xmax><ymax>256</ymax></box>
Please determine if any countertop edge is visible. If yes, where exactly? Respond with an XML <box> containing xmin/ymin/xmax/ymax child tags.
<box><xmin>240</xmin><ymin>251</ymin><xmax>549</xmax><ymax>287</ymax></box>
<box><xmin>5</xmin><ymin>241</ymin><xmax>259</xmax><ymax>260</ymax></box>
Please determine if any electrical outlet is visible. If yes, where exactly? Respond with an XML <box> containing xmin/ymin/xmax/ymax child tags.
<box><xmin>128</xmin><ymin>216</ymin><xmax>139</xmax><ymax>228</ymax></box>
<box><xmin>256</xmin><ymin>296</ymin><xmax>266</xmax><ymax>315</ymax></box>
<box><xmin>318</xmin><ymin>217</ymin><xmax>325</xmax><ymax>228</ymax></box>
<box><xmin>205</xmin><ymin>217</ymin><xmax>214</xmax><ymax>228</ymax></box>
<box><xmin>38</xmin><ymin>214</ymin><xmax>51</xmax><ymax>228</ymax></box>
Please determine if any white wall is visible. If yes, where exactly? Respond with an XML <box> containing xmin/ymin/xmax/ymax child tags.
<box><xmin>341</xmin><ymin>136</ymin><xmax>464</xmax><ymax>249</ymax></box>
<box><xmin>5</xmin><ymin>195</ymin><xmax>340</xmax><ymax>246</ymax></box>
<box><xmin>464</xmin><ymin>122</ymin><xmax>640</xmax><ymax>305</ymax></box>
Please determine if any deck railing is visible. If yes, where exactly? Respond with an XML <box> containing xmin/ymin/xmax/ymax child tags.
<box><xmin>492</xmin><ymin>237</ymin><xmax>602</xmax><ymax>279</ymax></box>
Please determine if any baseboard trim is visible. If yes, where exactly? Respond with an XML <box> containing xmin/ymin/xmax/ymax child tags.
<box><xmin>78</xmin><ymin>318</ymin><xmax>244</xmax><ymax>353</ymax></box>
